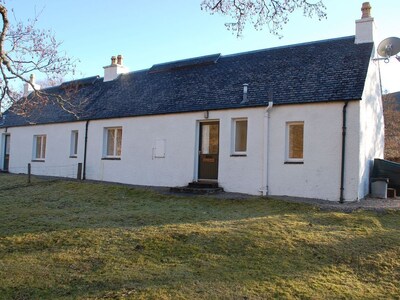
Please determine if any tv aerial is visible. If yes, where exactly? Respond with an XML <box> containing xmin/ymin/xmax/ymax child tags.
<box><xmin>375</xmin><ymin>37</ymin><xmax>400</xmax><ymax>63</ymax></box>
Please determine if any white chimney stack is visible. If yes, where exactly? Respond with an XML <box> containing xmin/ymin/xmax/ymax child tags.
<box><xmin>355</xmin><ymin>2</ymin><xmax>375</xmax><ymax>44</ymax></box>
<box><xmin>23</xmin><ymin>74</ymin><xmax>41</xmax><ymax>97</ymax></box>
<box><xmin>103</xmin><ymin>54</ymin><xmax>128</xmax><ymax>82</ymax></box>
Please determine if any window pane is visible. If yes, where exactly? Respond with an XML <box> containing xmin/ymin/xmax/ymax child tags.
<box><xmin>289</xmin><ymin>124</ymin><xmax>304</xmax><ymax>159</ymax></box>
<box><xmin>35</xmin><ymin>136</ymin><xmax>41</xmax><ymax>159</ymax></box>
<box><xmin>42</xmin><ymin>136</ymin><xmax>46</xmax><ymax>158</ymax></box>
<box><xmin>116</xmin><ymin>128</ymin><xmax>122</xmax><ymax>156</ymax></box>
<box><xmin>201</xmin><ymin>125</ymin><xmax>210</xmax><ymax>154</ymax></box>
<box><xmin>235</xmin><ymin>120</ymin><xmax>247</xmax><ymax>152</ymax></box>
<box><xmin>107</xmin><ymin>129</ymin><xmax>115</xmax><ymax>156</ymax></box>
<box><xmin>73</xmin><ymin>131</ymin><xmax>78</xmax><ymax>155</ymax></box>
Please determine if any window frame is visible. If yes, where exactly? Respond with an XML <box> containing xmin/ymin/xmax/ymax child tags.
<box><xmin>103</xmin><ymin>127</ymin><xmax>122</xmax><ymax>159</ymax></box>
<box><xmin>70</xmin><ymin>130</ymin><xmax>79</xmax><ymax>158</ymax></box>
<box><xmin>231</xmin><ymin>118</ymin><xmax>248</xmax><ymax>156</ymax></box>
<box><xmin>285</xmin><ymin>122</ymin><xmax>304</xmax><ymax>163</ymax></box>
<box><xmin>33</xmin><ymin>134</ymin><xmax>47</xmax><ymax>161</ymax></box>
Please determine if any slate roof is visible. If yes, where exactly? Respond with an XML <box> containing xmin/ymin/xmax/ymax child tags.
<box><xmin>1</xmin><ymin>36</ymin><xmax>373</xmax><ymax>127</ymax></box>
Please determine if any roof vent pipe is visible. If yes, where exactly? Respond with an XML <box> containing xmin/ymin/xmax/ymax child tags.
<box><xmin>242</xmin><ymin>83</ymin><xmax>249</xmax><ymax>103</ymax></box>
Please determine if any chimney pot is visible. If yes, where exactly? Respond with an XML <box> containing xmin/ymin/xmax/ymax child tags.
<box><xmin>361</xmin><ymin>2</ymin><xmax>371</xmax><ymax>18</ymax></box>
<box><xmin>111</xmin><ymin>56</ymin><xmax>117</xmax><ymax>65</ymax></box>
<box><xmin>117</xmin><ymin>54</ymin><xmax>123</xmax><ymax>65</ymax></box>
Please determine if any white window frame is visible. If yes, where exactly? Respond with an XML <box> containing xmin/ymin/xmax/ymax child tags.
<box><xmin>286</xmin><ymin>122</ymin><xmax>304</xmax><ymax>163</ymax></box>
<box><xmin>103</xmin><ymin>127</ymin><xmax>122</xmax><ymax>158</ymax></box>
<box><xmin>70</xmin><ymin>130</ymin><xmax>78</xmax><ymax>157</ymax></box>
<box><xmin>33</xmin><ymin>134</ymin><xmax>47</xmax><ymax>161</ymax></box>
<box><xmin>231</xmin><ymin>118</ymin><xmax>248</xmax><ymax>155</ymax></box>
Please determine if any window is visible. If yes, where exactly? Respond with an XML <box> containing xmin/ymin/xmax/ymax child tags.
<box><xmin>232</xmin><ymin>119</ymin><xmax>247</xmax><ymax>155</ymax></box>
<box><xmin>286</xmin><ymin>122</ymin><xmax>304</xmax><ymax>162</ymax></box>
<box><xmin>70</xmin><ymin>130</ymin><xmax>78</xmax><ymax>157</ymax></box>
<box><xmin>104</xmin><ymin>127</ymin><xmax>122</xmax><ymax>158</ymax></box>
<box><xmin>33</xmin><ymin>135</ymin><xmax>46</xmax><ymax>160</ymax></box>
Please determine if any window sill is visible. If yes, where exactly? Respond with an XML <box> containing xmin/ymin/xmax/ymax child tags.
<box><xmin>102</xmin><ymin>157</ymin><xmax>121</xmax><ymax>160</ymax></box>
<box><xmin>230</xmin><ymin>154</ymin><xmax>247</xmax><ymax>157</ymax></box>
<box><xmin>31</xmin><ymin>159</ymin><xmax>45</xmax><ymax>162</ymax></box>
<box><xmin>284</xmin><ymin>161</ymin><xmax>304</xmax><ymax>165</ymax></box>
<box><xmin>69</xmin><ymin>155</ymin><xmax>77</xmax><ymax>159</ymax></box>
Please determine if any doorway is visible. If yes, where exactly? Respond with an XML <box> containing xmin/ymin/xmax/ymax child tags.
<box><xmin>198</xmin><ymin>122</ymin><xmax>219</xmax><ymax>180</ymax></box>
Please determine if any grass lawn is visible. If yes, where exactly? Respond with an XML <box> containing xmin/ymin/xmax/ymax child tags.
<box><xmin>0</xmin><ymin>174</ymin><xmax>399</xmax><ymax>299</ymax></box>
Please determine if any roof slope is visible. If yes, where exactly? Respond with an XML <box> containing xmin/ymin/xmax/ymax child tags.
<box><xmin>1</xmin><ymin>36</ymin><xmax>373</xmax><ymax>127</ymax></box>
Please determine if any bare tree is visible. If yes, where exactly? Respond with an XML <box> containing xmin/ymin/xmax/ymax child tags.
<box><xmin>383</xmin><ymin>92</ymin><xmax>400</xmax><ymax>162</ymax></box>
<box><xmin>0</xmin><ymin>2</ymin><xmax>78</xmax><ymax>117</ymax></box>
<box><xmin>201</xmin><ymin>0</ymin><xmax>327</xmax><ymax>38</ymax></box>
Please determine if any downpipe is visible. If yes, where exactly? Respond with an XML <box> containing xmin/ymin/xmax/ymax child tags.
<box><xmin>260</xmin><ymin>100</ymin><xmax>274</xmax><ymax>196</ymax></box>
<box><xmin>83</xmin><ymin>120</ymin><xmax>90</xmax><ymax>180</ymax></box>
<box><xmin>339</xmin><ymin>101</ymin><xmax>349</xmax><ymax>203</ymax></box>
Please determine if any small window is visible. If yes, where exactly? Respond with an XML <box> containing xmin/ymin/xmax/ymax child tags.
<box><xmin>232</xmin><ymin>119</ymin><xmax>247</xmax><ymax>155</ymax></box>
<box><xmin>33</xmin><ymin>135</ymin><xmax>46</xmax><ymax>160</ymax></box>
<box><xmin>286</xmin><ymin>122</ymin><xmax>304</xmax><ymax>162</ymax></box>
<box><xmin>104</xmin><ymin>127</ymin><xmax>122</xmax><ymax>158</ymax></box>
<box><xmin>70</xmin><ymin>130</ymin><xmax>78</xmax><ymax>157</ymax></box>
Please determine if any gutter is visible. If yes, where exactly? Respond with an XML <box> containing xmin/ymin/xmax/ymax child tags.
<box><xmin>339</xmin><ymin>101</ymin><xmax>349</xmax><ymax>203</ymax></box>
<box><xmin>83</xmin><ymin>120</ymin><xmax>90</xmax><ymax>180</ymax></box>
<box><xmin>260</xmin><ymin>100</ymin><xmax>274</xmax><ymax>196</ymax></box>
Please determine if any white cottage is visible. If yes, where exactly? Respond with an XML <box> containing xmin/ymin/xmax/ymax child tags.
<box><xmin>0</xmin><ymin>3</ymin><xmax>384</xmax><ymax>202</ymax></box>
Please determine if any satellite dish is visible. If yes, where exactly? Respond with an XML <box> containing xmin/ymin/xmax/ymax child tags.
<box><xmin>377</xmin><ymin>37</ymin><xmax>400</xmax><ymax>58</ymax></box>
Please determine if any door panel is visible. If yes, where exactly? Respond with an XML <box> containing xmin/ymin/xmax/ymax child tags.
<box><xmin>198</xmin><ymin>122</ymin><xmax>219</xmax><ymax>180</ymax></box>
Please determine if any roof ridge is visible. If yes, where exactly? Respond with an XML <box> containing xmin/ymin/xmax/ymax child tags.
<box><xmin>221</xmin><ymin>36</ymin><xmax>357</xmax><ymax>59</ymax></box>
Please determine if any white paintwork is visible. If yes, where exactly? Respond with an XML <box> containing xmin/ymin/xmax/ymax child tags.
<box><xmin>358</xmin><ymin>57</ymin><xmax>384</xmax><ymax>199</ymax></box>
<box><xmin>0</xmin><ymin>89</ymin><xmax>383</xmax><ymax>202</ymax></box>
<box><xmin>355</xmin><ymin>17</ymin><xmax>375</xmax><ymax>44</ymax></box>
<box><xmin>103</xmin><ymin>64</ymin><xmax>129</xmax><ymax>82</ymax></box>
<box><xmin>5</xmin><ymin>122</ymin><xmax>86</xmax><ymax>177</ymax></box>
<box><xmin>23</xmin><ymin>82</ymin><xmax>41</xmax><ymax>97</ymax></box>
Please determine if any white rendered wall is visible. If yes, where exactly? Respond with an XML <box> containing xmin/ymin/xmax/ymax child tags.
<box><xmin>2</xmin><ymin>101</ymin><xmax>371</xmax><ymax>201</ymax></box>
<box><xmin>85</xmin><ymin>108</ymin><xmax>265</xmax><ymax>195</ymax></box>
<box><xmin>5</xmin><ymin>122</ymin><xmax>86</xmax><ymax>177</ymax></box>
<box><xmin>267</xmin><ymin>101</ymin><xmax>361</xmax><ymax>201</ymax></box>
<box><xmin>358</xmin><ymin>58</ymin><xmax>384</xmax><ymax>199</ymax></box>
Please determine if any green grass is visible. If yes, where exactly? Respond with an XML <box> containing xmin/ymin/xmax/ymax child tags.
<box><xmin>0</xmin><ymin>173</ymin><xmax>399</xmax><ymax>299</ymax></box>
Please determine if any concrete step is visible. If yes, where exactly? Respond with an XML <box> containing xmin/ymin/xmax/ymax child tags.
<box><xmin>188</xmin><ymin>181</ymin><xmax>219</xmax><ymax>189</ymax></box>
<box><xmin>170</xmin><ymin>185</ymin><xmax>224</xmax><ymax>195</ymax></box>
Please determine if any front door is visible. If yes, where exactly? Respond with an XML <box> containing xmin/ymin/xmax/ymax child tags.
<box><xmin>3</xmin><ymin>134</ymin><xmax>10</xmax><ymax>172</ymax></box>
<box><xmin>198</xmin><ymin>122</ymin><xmax>219</xmax><ymax>180</ymax></box>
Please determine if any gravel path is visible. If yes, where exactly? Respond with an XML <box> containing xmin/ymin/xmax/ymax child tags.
<box><xmin>268</xmin><ymin>195</ymin><xmax>400</xmax><ymax>212</ymax></box>
<box><xmin>164</xmin><ymin>187</ymin><xmax>400</xmax><ymax>212</ymax></box>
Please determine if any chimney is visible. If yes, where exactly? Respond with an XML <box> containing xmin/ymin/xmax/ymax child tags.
<box><xmin>103</xmin><ymin>54</ymin><xmax>129</xmax><ymax>82</ymax></box>
<box><xmin>355</xmin><ymin>2</ymin><xmax>375</xmax><ymax>44</ymax></box>
<box><xmin>23</xmin><ymin>74</ymin><xmax>41</xmax><ymax>97</ymax></box>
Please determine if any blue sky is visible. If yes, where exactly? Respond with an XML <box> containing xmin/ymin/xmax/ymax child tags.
<box><xmin>7</xmin><ymin>0</ymin><xmax>400</xmax><ymax>92</ymax></box>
